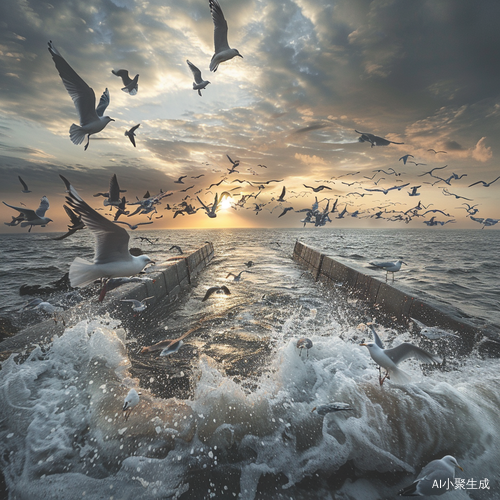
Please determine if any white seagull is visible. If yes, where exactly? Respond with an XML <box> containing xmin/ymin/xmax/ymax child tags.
<box><xmin>369</xmin><ymin>259</ymin><xmax>407</xmax><ymax>281</ymax></box>
<box><xmin>121</xmin><ymin>296</ymin><xmax>155</xmax><ymax>312</ymax></box>
<box><xmin>48</xmin><ymin>41</ymin><xmax>114</xmax><ymax>150</ymax></box>
<box><xmin>186</xmin><ymin>60</ymin><xmax>210</xmax><ymax>96</ymax></box>
<box><xmin>398</xmin><ymin>455</ymin><xmax>463</xmax><ymax>496</ymax></box>
<box><xmin>59</xmin><ymin>175</ymin><xmax>154</xmax><ymax>288</ymax></box>
<box><xmin>123</xmin><ymin>388</ymin><xmax>141</xmax><ymax>420</ymax></box>
<box><xmin>360</xmin><ymin>324</ymin><xmax>442</xmax><ymax>385</ymax></box>
<box><xmin>209</xmin><ymin>0</ymin><xmax>243</xmax><ymax>72</ymax></box>
<box><xmin>3</xmin><ymin>196</ymin><xmax>52</xmax><ymax>232</ymax></box>
<box><xmin>111</xmin><ymin>69</ymin><xmax>139</xmax><ymax>95</ymax></box>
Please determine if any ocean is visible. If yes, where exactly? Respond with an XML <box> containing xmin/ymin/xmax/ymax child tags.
<box><xmin>0</xmin><ymin>227</ymin><xmax>499</xmax><ymax>499</ymax></box>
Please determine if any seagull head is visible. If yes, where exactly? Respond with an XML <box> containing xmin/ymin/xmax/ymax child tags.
<box><xmin>104</xmin><ymin>116</ymin><xmax>115</xmax><ymax>123</ymax></box>
<box><xmin>444</xmin><ymin>455</ymin><xmax>464</xmax><ymax>471</ymax></box>
<box><xmin>233</xmin><ymin>49</ymin><xmax>243</xmax><ymax>58</ymax></box>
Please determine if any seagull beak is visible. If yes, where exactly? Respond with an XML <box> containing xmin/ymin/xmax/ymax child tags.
<box><xmin>110</xmin><ymin>118</ymin><xmax>115</xmax><ymax>122</ymax></box>
<box><xmin>457</xmin><ymin>465</ymin><xmax>464</xmax><ymax>471</ymax></box>
<box><xmin>311</xmin><ymin>407</ymin><xmax>317</xmax><ymax>413</ymax></box>
<box><xmin>238</xmin><ymin>54</ymin><xmax>243</xmax><ymax>58</ymax></box>
<box><xmin>360</xmin><ymin>343</ymin><xmax>367</xmax><ymax>346</ymax></box>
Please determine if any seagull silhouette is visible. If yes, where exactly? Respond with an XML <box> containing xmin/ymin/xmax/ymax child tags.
<box><xmin>468</xmin><ymin>175</ymin><xmax>500</xmax><ymax>188</ymax></box>
<box><xmin>111</xmin><ymin>69</ymin><xmax>139</xmax><ymax>95</ymax></box>
<box><xmin>18</xmin><ymin>176</ymin><xmax>31</xmax><ymax>193</ymax></box>
<box><xmin>125</xmin><ymin>124</ymin><xmax>140</xmax><ymax>147</ymax></box>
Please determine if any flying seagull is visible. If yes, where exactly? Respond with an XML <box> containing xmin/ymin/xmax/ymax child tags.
<box><xmin>197</xmin><ymin>193</ymin><xmax>219</xmax><ymax>218</ymax></box>
<box><xmin>360</xmin><ymin>324</ymin><xmax>441</xmax><ymax>385</ymax></box>
<box><xmin>468</xmin><ymin>175</ymin><xmax>500</xmax><ymax>188</ymax></box>
<box><xmin>125</xmin><ymin>124</ymin><xmax>140</xmax><ymax>147</ymax></box>
<box><xmin>398</xmin><ymin>154</ymin><xmax>414</xmax><ymax>165</ymax></box>
<box><xmin>174</xmin><ymin>176</ymin><xmax>187</xmax><ymax>184</ymax></box>
<box><xmin>52</xmin><ymin>205</ymin><xmax>85</xmax><ymax>240</ymax></box>
<box><xmin>2</xmin><ymin>196</ymin><xmax>52</xmax><ymax>232</ymax></box>
<box><xmin>209</xmin><ymin>0</ymin><xmax>243</xmax><ymax>72</ymax></box>
<box><xmin>427</xmin><ymin>148</ymin><xmax>447</xmax><ymax>154</ymax></box>
<box><xmin>59</xmin><ymin>175</ymin><xmax>154</xmax><ymax>289</ymax></box>
<box><xmin>355</xmin><ymin>130</ymin><xmax>404</xmax><ymax>147</ymax></box>
<box><xmin>18</xmin><ymin>176</ymin><xmax>31</xmax><ymax>193</ymax></box>
<box><xmin>48</xmin><ymin>41</ymin><xmax>114</xmax><ymax>150</ymax></box>
<box><xmin>186</xmin><ymin>60</ymin><xmax>210</xmax><ymax>96</ymax></box>
<box><xmin>398</xmin><ymin>455</ymin><xmax>463</xmax><ymax>496</ymax></box>
<box><xmin>111</xmin><ymin>69</ymin><xmax>139</xmax><ymax>95</ymax></box>
<box><xmin>303</xmin><ymin>184</ymin><xmax>332</xmax><ymax>192</ymax></box>
<box><xmin>202</xmin><ymin>285</ymin><xmax>231</xmax><ymax>301</ymax></box>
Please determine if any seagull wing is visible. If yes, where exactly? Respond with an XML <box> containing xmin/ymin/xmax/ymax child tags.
<box><xmin>2</xmin><ymin>201</ymin><xmax>37</xmax><ymax>220</ymax></box>
<box><xmin>18</xmin><ymin>176</ymin><xmax>29</xmax><ymax>191</ymax></box>
<box><xmin>48</xmin><ymin>41</ymin><xmax>98</xmax><ymax>126</ymax></box>
<box><xmin>60</xmin><ymin>175</ymin><xmax>132</xmax><ymax>265</ymax></box>
<box><xmin>128</xmin><ymin>133</ymin><xmax>136</xmax><ymax>147</ymax></box>
<box><xmin>35</xmin><ymin>196</ymin><xmax>50</xmax><ymax>217</ymax></box>
<box><xmin>95</xmin><ymin>88</ymin><xmax>110</xmax><ymax>117</ymax></box>
<box><xmin>129</xmin><ymin>123</ymin><xmax>140</xmax><ymax>134</ymax></box>
<box><xmin>202</xmin><ymin>286</ymin><xmax>219</xmax><ymax>301</ymax></box>
<box><xmin>384</xmin><ymin>343</ymin><xmax>442</xmax><ymax>365</ymax></box>
<box><xmin>112</xmin><ymin>69</ymin><xmax>132</xmax><ymax>85</ymax></box>
<box><xmin>187</xmin><ymin>60</ymin><xmax>203</xmax><ymax>84</ymax></box>
<box><xmin>210</xmin><ymin>0</ymin><xmax>230</xmax><ymax>53</ymax></box>
<box><xmin>108</xmin><ymin>174</ymin><xmax>120</xmax><ymax>202</ymax></box>
<box><xmin>369</xmin><ymin>325</ymin><xmax>384</xmax><ymax>349</ymax></box>
<box><xmin>63</xmin><ymin>204</ymin><xmax>81</xmax><ymax>225</ymax></box>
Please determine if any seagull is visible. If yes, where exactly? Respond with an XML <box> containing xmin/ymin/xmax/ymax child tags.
<box><xmin>296</xmin><ymin>338</ymin><xmax>313</xmax><ymax>357</ymax></box>
<box><xmin>209</xmin><ymin>0</ymin><xmax>243</xmax><ymax>72</ymax></box>
<box><xmin>226</xmin><ymin>270</ymin><xmax>252</xmax><ymax>281</ymax></box>
<box><xmin>123</xmin><ymin>388</ymin><xmax>141</xmax><ymax>421</ymax></box>
<box><xmin>48</xmin><ymin>41</ymin><xmax>114</xmax><ymax>150</ymax></box>
<box><xmin>186</xmin><ymin>60</ymin><xmax>210</xmax><ymax>96</ymax></box>
<box><xmin>360</xmin><ymin>324</ymin><xmax>442</xmax><ymax>385</ymax></box>
<box><xmin>398</xmin><ymin>456</ymin><xmax>463</xmax><ymax>496</ymax></box>
<box><xmin>311</xmin><ymin>403</ymin><xmax>353</xmax><ymax>415</ymax></box>
<box><xmin>52</xmin><ymin>205</ymin><xmax>85</xmax><ymax>240</ymax></box>
<box><xmin>278</xmin><ymin>206</ymin><xmax>294</xmax><ymax>218</ymax></box>
<box><xmin>427</xmin><ymin>149</ymin><xmax>447</xmax><ymax>154</ymax></box>
<box><xmin>101</xmin><ymin>174</ymin><xmax>125</xmax><ymax>207</ymax></box>
<box><xmin>3</xmin><ymin>196</ymin><xmax>52</xmax><ymax>232</ymax></box>
<box><xmin>125</xmin><ymin>124</ymin><xmax>140</xmax><ymax>147</ymax></box>
<box><xmin>174</xmin><ymin>176</ymin><xmax>187</xmax><ymax>184</ymax></box>
<box><xmin>120</xmin><ymin>296</ymin><xmax>155</xmax><ymax>313</ymax></box>
<box><xmin>398</xmin><ymin>154</ymin><xmax>414</xmax><ymax>165</ymax></box>
<box><xmin>111</xmin><ymin>69</ymin><xmax>139</xmax><ymax>95</ymax></box>
<box><xmin>303</xmin><ymin>184</ymin><xmax>332</xmax><ymax>192</ymax></box>
<box><xmin>408</xmin><ymin>185</ymin><xmax>421</xmax><ymax>197</ymax></box>
<box><xmin>276</xmin><ymin>185</ymin><xmax>286</xmax><ymax>202</ymax></box>
<box><xmin>115</xmin><ymin>220</ymin><xmax>154</xmax><ymax>230</ymax></box>
<box><xmin>468</xmin><ymin>175</ymin><xmax>500</xmax><ymax>188</ymax></box>
<box><xmin>60</xmin><ymin>175</ymin><xmax>154</xmax><ymax>289</ymax></box>
<box><xmin>410</xmin><ymin>318</ymin><xmax>458</xmax><ymax>340</ymax></box>
<box><xmin>364</xmin><ymin>183</ymin><xmax>410</xmax><ymax>195</ymax></box>
<box><xmin>369</xmin><ymin>259</ymin><xmax>406</xmax><ymax>281</ymax></box>
<box><xmin>355</xmin><ymin>130</ymin><xmax>404</xmax><ymax>147</ymax></box>
<box><xmin>442</xmin><ymin>188</ymin><xmax>472</xmax><ymax>201</ymax></box>
<box><xmin>141</xmin><ymin>327</ymin><xmax>199</xmax><ymax>357</ymax></box>
<box><xmin>197</xmin><ymin>193</ymin><xmax>219</xmax><ymax>218</ymax></box>
<box><xmin>202</xmin><ymin>285</ymin><xmax>231</xmax><ymax>301</ymax></box>
<box><xmin>18</xmin><ymin>176</ymin><xmax>31</xmax><ymax>193</ymax></box>
<box><xmin>169</xmin><ymin>245</ymin><xmax>184</xmax><ymax>255</ymax></box>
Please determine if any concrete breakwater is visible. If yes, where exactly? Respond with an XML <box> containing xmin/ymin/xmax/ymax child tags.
<box><xmin>292</xmin><ymin>240</ymin><xmax>500</xmax><ymax>355</ymax></box>
<box><xmin>0</xmin><ymin>242</ymin><xmax>214</xmax><ymax>356</ymax></box>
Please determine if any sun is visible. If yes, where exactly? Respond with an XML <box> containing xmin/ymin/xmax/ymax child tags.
<box><xmin>219</xmin><ymin>195</ymin><xmax>233</xmax><ymax>210</ymax></box>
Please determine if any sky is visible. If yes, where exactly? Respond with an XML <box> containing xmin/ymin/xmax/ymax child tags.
<box><xmin>1</xmin><ymin>0</ymin><xmax>499</xmax><ymax>232</ymax></box>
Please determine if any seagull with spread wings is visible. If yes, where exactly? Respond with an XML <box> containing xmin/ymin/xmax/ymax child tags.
<box><xmin>18</xmin><ymin>176</ymin><xmax>31</xmax><ymax>193</ymax></box>
<box><xmin>3</xmin><ymin>196</ymin><xmax>52</xmax><ymax>232</ymax></box>
<box><xmin>125</xmin><ymin>124</ymin><xmax>140</xmax><ymax>147</ymax></box>
<box><xmin>208</xmin><ymin>0</ymin><xmax>243</xmax><ymax>72</ymax></box>
<box><xmin>48</xmin><ymin>41</ymin><xmax>114</xmax><ymax>150</ymax></box>
<box><xmin>468</xmin><ymin>175</ymin><xmax>500</xmax><ymax>188</ymax></box>
<box><xmin>111</xmin><ymin>69</ymin><xmax>139</xmax><ymax>95</ymax></box>
<box><xmin>186</xmin><ymin>60</ymin><xmax>210</xmax><ymax>96</ymax></box>
<box><xmin>59</xmin><ymin>175</ymin><xmax>154</xmax><ymax>289</ymax></box>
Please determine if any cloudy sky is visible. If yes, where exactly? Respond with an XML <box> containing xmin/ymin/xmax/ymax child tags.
<box><xmin>1</xmin><ymin>0</ymin><xmax>499</xmax><ymax>232</ymax></box>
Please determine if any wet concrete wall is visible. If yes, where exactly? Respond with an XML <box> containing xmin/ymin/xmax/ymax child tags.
<box><xmin>0</xmin><ymin>243</ymin><xmax>214</xmax><ymax>356</ymax></box>
<box><xmin>292</xmin><ymin>241</ymin><xmax>499</xmax><ymax>352</ymax></box>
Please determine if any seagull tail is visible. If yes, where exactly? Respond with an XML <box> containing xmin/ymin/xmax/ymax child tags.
<box><xmin>388</xmin><ymin>366</ymin><xmax>412</xmax><ymax>385</ymax></box>
<box><xmin>69</xmin><ymin>124</ymin><xmax>87</xmax><ymax>145</ymax></box>
<box><xmin>398</xmin><ymin>480</ymin><xmax>418</xmax><ymax>496</ymax></box>
<box><xmin>69</xmin><ymin>257</ymin><xmax>99</xmax><ymax>287</ymax></box>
